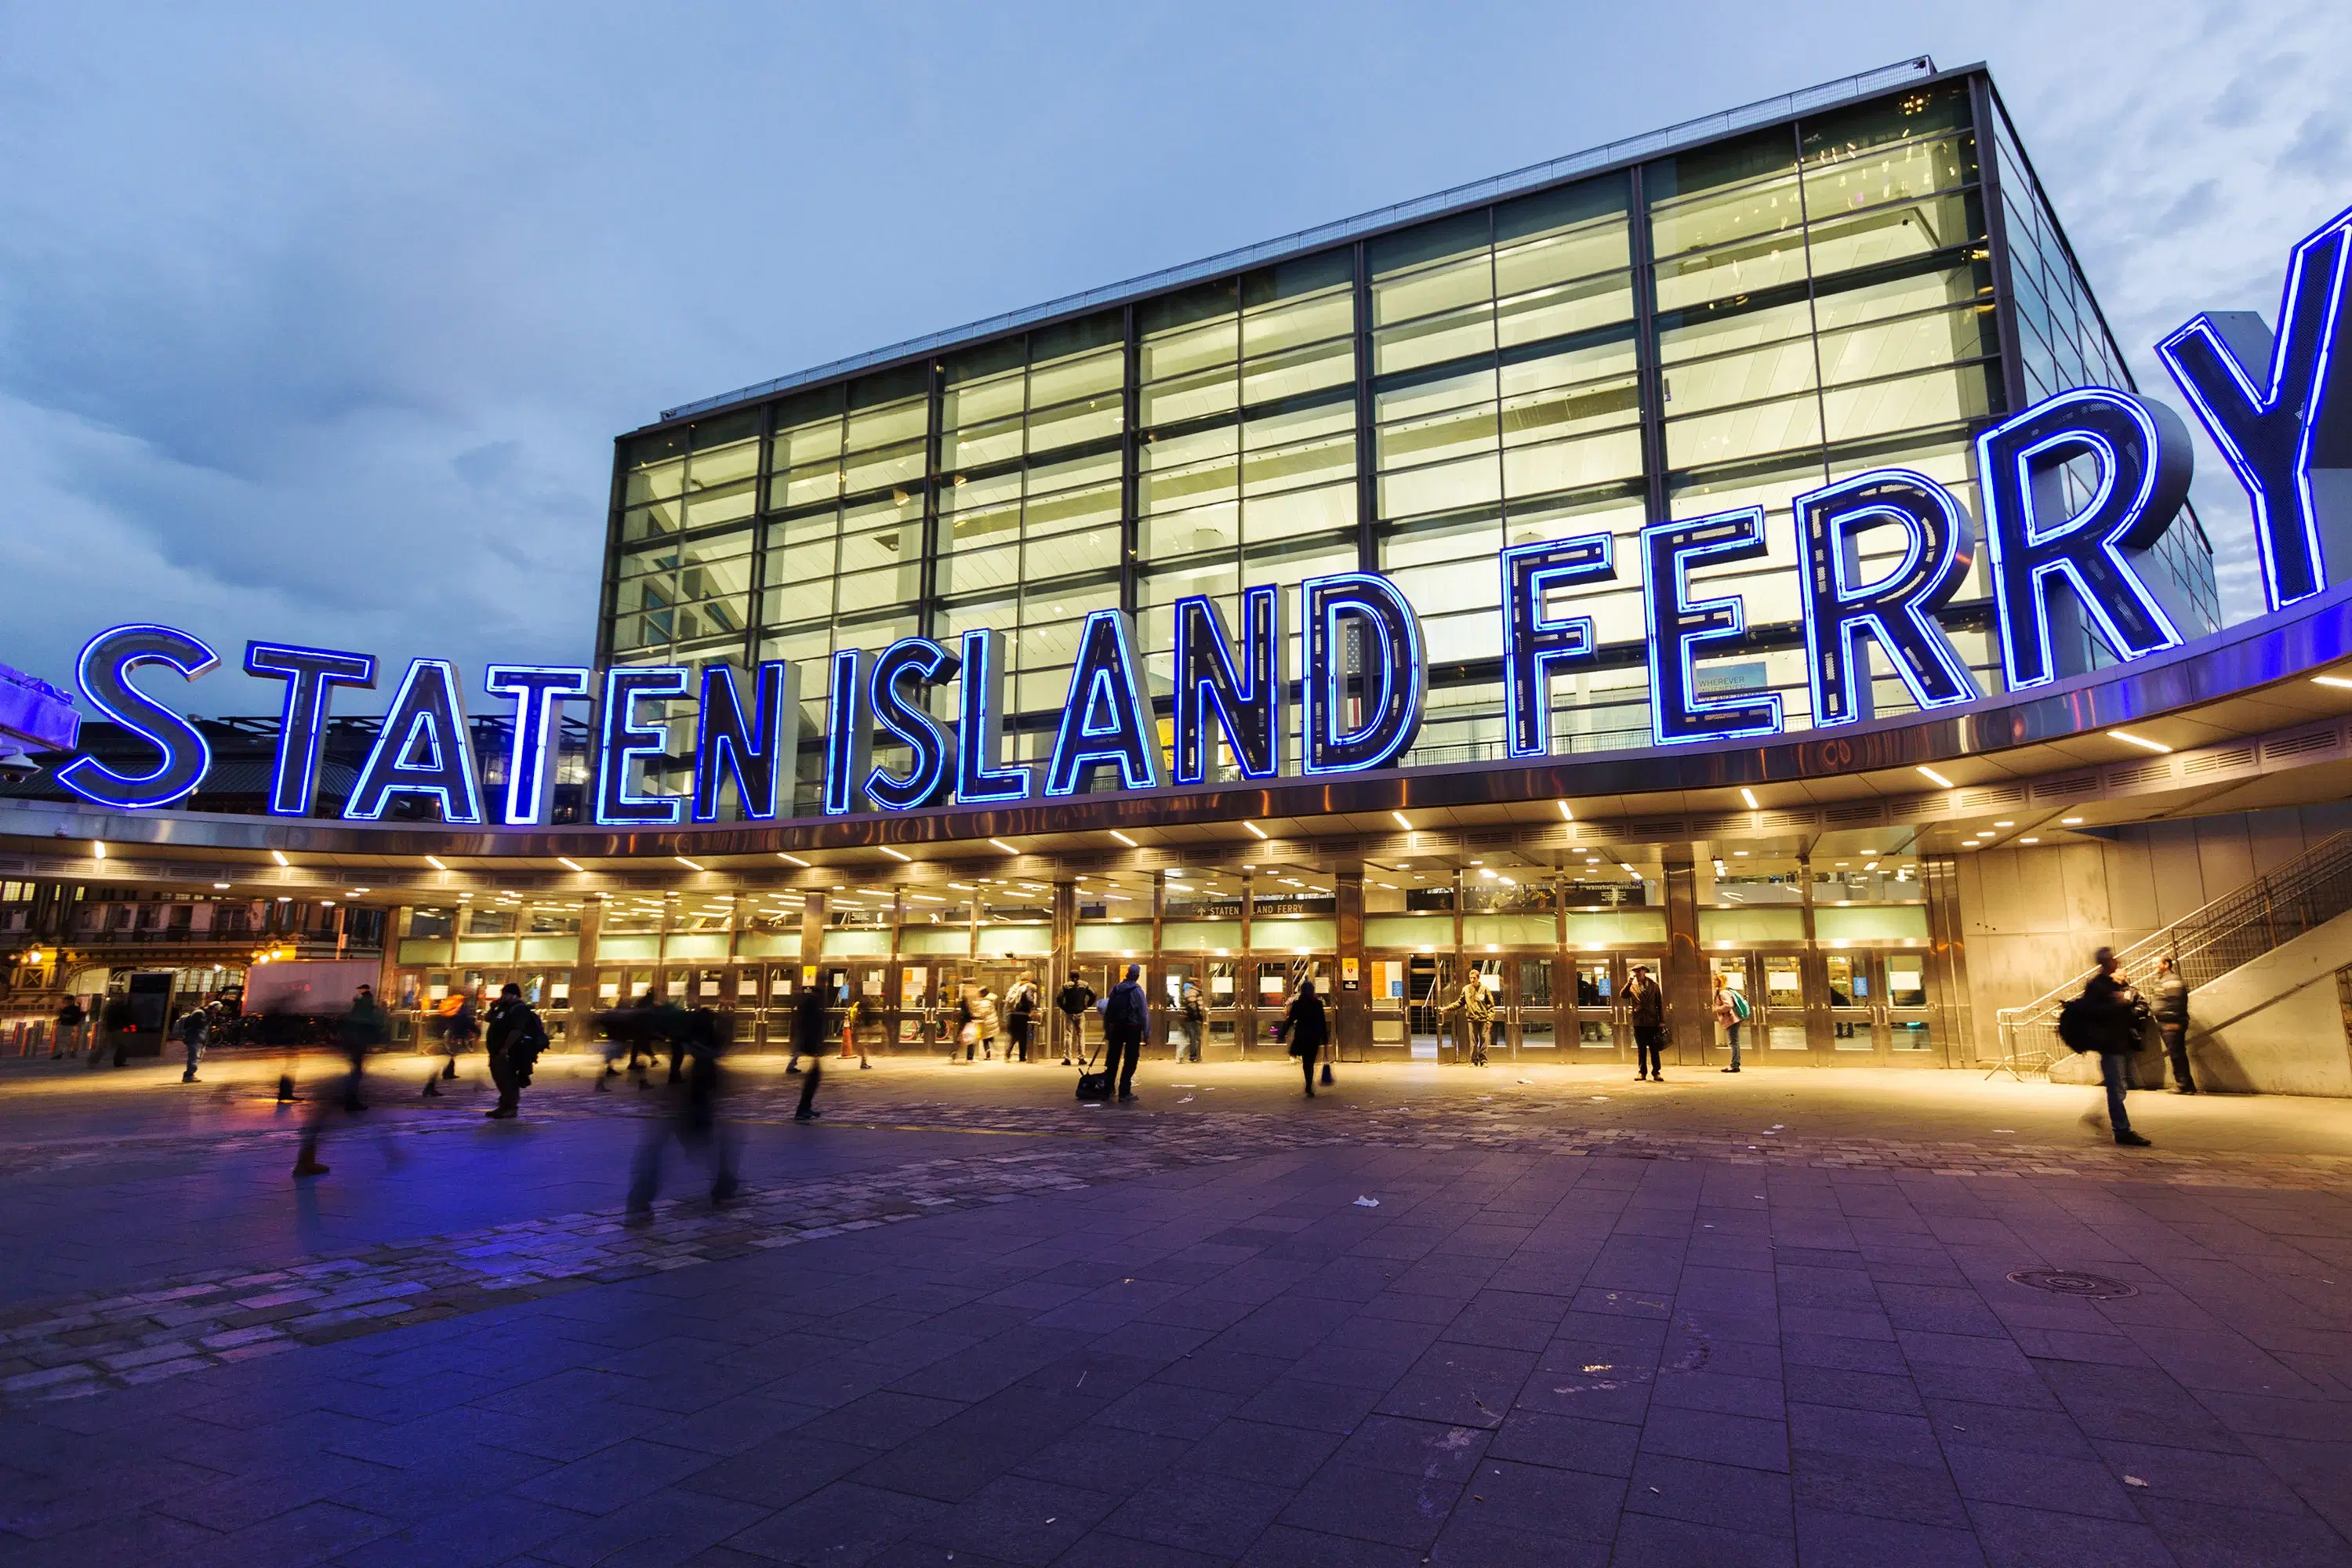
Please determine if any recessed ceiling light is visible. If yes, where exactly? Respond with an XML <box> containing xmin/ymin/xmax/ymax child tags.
<box><xmin>2061</xmin><ymin>816</ymin><xmax>2085</xmax><ymax>826</ymax></box>
<box><xmin>1392</xmin><ymin>811</ymin><xmax>1413</xmax><ymax>831</ymax></box>
<box><xmin>1243</xmin><ymin>821</ymin><xmax>1267</xmax><ymax>839</ymax></box>
<box><xmin>1109</xmin><ymin>830</ymin><xmax>1137</xmax><ymax>847</ymax></box>
<box><xmin>880</xmin><ymin>847</ymin><xmax>910</xmax><ymax>862</ymax></box>
<box><xmin>1556</xmin><ymin>800</ymin><xmax>1574</xmax><ymax>821</ymax></box>
<box><xmin>1917</xmin><ymin>766</ymin><xmax>1954</xmax><ymax>788</ymax></box>
<box><xmin>1994</xmin><ymin>820</ymin><xmax>2014</xmax><ymax>828</ymax></box>
<box><xmin>423</xmin><ymin>855</ymin><xmax>445</xmax><ymax>871</ymax></box>
<box><xmin>675</xmin><ymin>856</ymin><xmax>704</xmax><ymax>872</ymax></box>
<box><xmin>2110</xmin><ymin>729</ymin><xmax>2171</xmax><ymax>753</ymax></box>
<box><xmin>1740</xmin><ymin>787</ymin><xmax>1759</xmax><ymax>809</ymax></box>
<box><xmin>989</xmin><ymin>838</ymin><xmax>1018</xmax><ymax>854</ymax></box>
<box><xmin>2312</xmin><ymin>674</ymin><xmax>2352</xmax><ymax>689</ymax></box>
<box><xmin>557</xmin><ymin>856</ymin><xmax>583</xmax><ymax>872</ymax></box>
<box><xmin>270</xmin><ymin>850</ymin><xmax>290</xmax><ymax>866</ymax></box>
<box><xmin>777</xmin><ymin>852</ymin><xmax>810</xmax><ymax>866</ymax></box>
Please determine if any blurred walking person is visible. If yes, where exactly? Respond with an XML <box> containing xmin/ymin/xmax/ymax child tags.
<box><xmin>793</xmin><ymin>975</ymin><xmax>827</xmax><ymax>1121</ymax></box>
<box><xmin>176</xmin><ymin>1004</ymin><xmax>209</xmax><ymax>1083</ymax></box>
<box><xmin>627</xmin><ymin>1005</ymin><xmax>740</xmax><ymax>1220</ymax></box>
<box><xmin>1102</xmin><ymin>964</ymin><xmax>1148</xmax><ymax>1102</ymax></box>
<box><xmin>294</xmin><ymin>985</ymin><xmax>386</xmax><ymax>1178</ymax></box>
<box><xmin>426</xmin><ymin>987</ymin><xmax>476</xmax><ymax>1097</ymax></box>
<box><xmin>2151</xmin><ymin>956</ymin><xmax>2196</xmax><ymax>1093</ymax></box>
<box><xmin>50</xmin><ymin>995</ymin><xmax>82</xmax><ymax>1059</ymax></box>
<box><xmin>2066</xmin><ymin>948</ymin><xmax>2154</xmax><ymax>1147</ymax></box>
<box><xmin>1279</xmin><ymin>978</ymin><xmax>1329</xmax><ymax>1098</ymax></box>
<box><xmin>975</xmin><ymin>986</ymin><xmax>1000</xmax><ymax>1061</ymax></box>
<box><xmin>1005</xmin><ymin>977</ymin><xmax>1037</xmax><ymax>1063</ymax></box>
<box><xmin>1055</xmin><ymin>971</ymin><xmax>1095</xmax><ymax>1066</ymax></box>
<box><xmin>484</xmin><ymin>983</ymin><xmax>549</xmax><ymax>1120</ymax></box>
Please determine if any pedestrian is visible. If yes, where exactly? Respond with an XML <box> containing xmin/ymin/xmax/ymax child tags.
<box><xmin>975</xmin><ymin>987</ymin><xmax>1000</xmax><ymax>1061</ymax></box>
<box><xmin>793</xmin><ymin>975</ymin><xmax>827</xmax><ymax>1121</ymax></box>
<box><xmin>2151</xmin><ymin>956</ymin><xmax>2196</xmax><ymax>1093</ymax></box>
<box><xmin>1437</xmin><ymin>973</ymin><xmax>1496</xmax><ymax>1066</ymax></box>
<box><xmin>1627</xmin><ymin>964</ymin><xmax>1666</xmax><ymax>1081</ymax></box>
<box><xmin>1279</xmin><ymin>978</ymin><xmax>1329</xmax><ymax>1097</ymax></box>
<box><xmin>484</xmin><ymin>982</ymin><xmax>548</xmax><ymax>1120</ymax></box>
<box><xmin>839</xmin><ymin>990</ymin><xmax>870</xmax><ymax>1068</ymax></box>
<box><xmin>1055</xmin><ymin>971</ymin><xmax>1095</xmax><ymax>1065</ymax></box>
<box><xmin>594</xmin><ymin>997</ymin><xmax>645</xmax><ymax>1091</ymax></box>
<box><xmin>1178</xmin><ymin>978</ymin><xmax>1206</xmax><ymax>1063</ymax></box>
<box><xmin>100</xmin><ymin>993</ymin><xmax>135</xmax><ymax>1068</ymax></box>
<box><xmin>426</xmin><ymin>988</ymin><xmax>476</xmax><ymax>1097</ymax></box>
<box><xmin>51</xmin><ymin>995</ymin><xmax>83</xmax><ymax>1059</ymax></box>
<box><xmin>176</xmin><ymin>1004</ymin><xmax>209</xmax><ymax>1083</ymax></box>
<box><xmin>627</xmin><ymin>1004</ymin><xmax>740</xmax><ymax>1219</ymax></box>
<box><xmin>1005</xmin><ymin>978</ymin><xmax>1036</xmax><ymax>1063</ymax></box>
<box><xmin>293</xmin><ymin>985</ymin><xmax>384</xmax><ymax>1177</ymax></box>
<box><xmin>2067</xmin><ymin>948</ymin><xmax>2154</xmax><ymax>1147</ymax></box>
<box><xmin>1102</xmin><ymin>963</ymin><xmax>1148</xmax><ymax>1102</ymax></box>
<box><xmin>1714</xmin><ymin>971</ymin><xmax>1750</xmax><ymax>1073</ymax></box>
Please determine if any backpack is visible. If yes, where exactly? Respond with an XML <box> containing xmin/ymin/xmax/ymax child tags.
<box><xmin>2055</xmin><ymin>995</ymin><xmax>2096</xmax><ymax>1053</ymax></box>
<box><xmin>1730</xmin><ymin>990</ymin><xmax>1751</xmax><ymax>1023</ymax></box>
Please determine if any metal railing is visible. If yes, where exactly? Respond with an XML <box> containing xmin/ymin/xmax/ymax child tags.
<box><xmin>1991</xmin><ymin>831</ymin><xmax>2352</xmax><ymax>1077</ymax></box>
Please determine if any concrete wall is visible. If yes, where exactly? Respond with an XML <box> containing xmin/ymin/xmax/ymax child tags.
<box><xmin>1958</xmin><ymin>803</ymin><xmax>2352</xmax><ymax>1067</ymax></box>
<box><xmin>2181</xmin><ymin>908</ymin><xmax>2352</xmax><ymax>1097</ymax></box>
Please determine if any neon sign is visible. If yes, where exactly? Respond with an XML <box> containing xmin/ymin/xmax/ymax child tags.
<box><xmin>51</xmin><ymin>207</ymin><xmax>2352</xmax><ymax>826</ymax></box>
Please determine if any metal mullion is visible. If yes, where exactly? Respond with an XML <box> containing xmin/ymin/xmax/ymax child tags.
<box><xmin>594</xmin><ymin>440</ymin><xmax>631</xmax><ymax>670</ymax></box>
<box><xmin>1791</xmin><ymin>118</ymin><xmax>1832</xmax><ymax>488</ymax></box>
<box><xmin>1352</xmin><ymin>241</ymin><xmax>1376</xmax><ymax>573</ymax></box>
<box><xmin>1120</xmin><ymin>304</ymin><xmax>1140</xmax><ymax>616</ymax></box>
<box><xmin>919</xmin><ymin>358</ymin><xmax>946</xmax><ymax>644</ymax></box>
<box><xmin>746</xmin><ymin>401</ymin><xmax>777</xmax><ymax>670</ymax></box>
<box><xmin>1971</xmin><ymin>72</ymin><xmax>2029</xmax><ymax>420</ymax></box>
<box><xmin>1625</xmin><ymin>165</ymin><xmax>1669</xmax><ymax>528</ymax></box>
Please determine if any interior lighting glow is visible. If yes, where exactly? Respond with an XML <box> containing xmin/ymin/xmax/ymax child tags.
<box><xmin>557</xmin><ymin>856</ymin><xmax>583</xmax><ymax>872</ymax></box>
<box><xmin>2312</xmin><ymin>675</ymin><xmax>2352</xmax><ymax>689</ymax></box>
<box><xmin>92</xmin><ymin>841</ymin><xmax>106</xmax><ymax>860</ymax></box>
<box><xmin>988</xmin><ymin>838</ymin><xmax>1017</xmax><ymax>854</ymax></box>
<box><xmin>1556</xmin><ymin>800</ymin><xmax>1574</xmax><ymax>820</ymax></box>
<box><xmin>1243</xmin><ymin>821</ymin><xmax>1267</xmax><ymax>839</ymax></box>
<box><xmin>1109</xmin><ymin>830</ymin><xmax>1137</xmax><ymax>847</ymax></box>
<box><xmin>2020</xmin><ymin>837</ymin><xmax>2042</xmax><ymax>844</ymax></box>
<box><xmin>1392</xmin><ymin>811</ymin><xmax>1412</xmax><ymax>830</ymax></box>
<box><xmin>675</xmin><ymin>856</ymin><xmax>704</xmax><ymax>871</ymax></box>
<box><xmin>1917</xmin><ymin>765</ymin><xmax>1954</xmax><ymax>788</ymax></box>
<box><xmin>424</xmin><ymin>855</ymin><xmax>446</xmax><ymax>870</ymax></box>
<box><xmin>1740</xmin><ymin>787</ymin><xmax>1759</xmax><ymax>808</ymax></box>
<box><xmin>777</xmin><ymin>852</ymin><xmax>810</xmax><ymax>866</ymax></box>
<box><xmin>270</xmin><ymin>849</ymin><xmax>289</xmax><ymax>866</ymax></box>
<box><xmin>213</xmin><ymin>882</ymin><xmax>230</xmax><ymax>889</ymax></box>
<box><xmin>2110</xmin><ymin>729</ymin><xmax>2172</xmax><ymax>753</ymax></box>
<box><xmin>2063</xmin><ymin>816</ymin><xmax>2085</xmax><ymax>825</ymax></box>
<box><xmin>880</xmin><ymin>846</ymin><xmax>910</xmax><ymax>861</ymax></box>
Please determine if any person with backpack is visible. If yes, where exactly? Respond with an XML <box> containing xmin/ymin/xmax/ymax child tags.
<box><xmin>2060</xmin><ymin>948</ymin><xmax>2154</xmax><ymax>1147</ymax></box>
<box><xmin>1054</xmin><ymin>971</ymin><xmax>1095</xmax><ymax>1065</ymax></box>
<box><xmin>1177</xmin><ymin>978</ymin><xmax>1206</xmax><ymax>1063</ymax></box>
<box><xmin>792</xmin><ymin>980</ymin><xmax>828</xmax><ymax>1121</ymax></box>
<box><xmin>1278</xmin><ymin>978</ymin><xmax>1329</xmax><ymax>1097</ymax></box>
<box><xmin>483</xmin><ymin>983</ymin><xmax>549</xmax><ymax>1120</ymax></box>
<box><xmin>2151</xmin><ymin>956</ymin><xmax>2196</xmax><ymax>1093</ymax></box>
<box><xmin>1101</xmin><ymin>964</ymin><xmax>1148</xmax><ymax>1102</ymax></box>
<box><xmin>1713</xmin><ymin>971</ymin><xmax>1751</xmax><ymax>1073</ymax></box>
<box><xmin>1626</xmin><ymin>965</ymin><xmax>1667</xmax><ymax>1081</ymax></box>
<box><xmin>1005</xmin><ymin>978</ymin><xmax>1036</xmax><ymax>1063</ymax></box>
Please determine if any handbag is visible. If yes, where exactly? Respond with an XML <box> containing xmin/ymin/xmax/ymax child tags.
<box><xmin>1074</xmin><ymin>1040</ymin><xmax>1110</xmax><ymax>1101</ymax></box>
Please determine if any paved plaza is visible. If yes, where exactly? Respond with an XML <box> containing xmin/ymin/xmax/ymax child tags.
<box><xmin>2</xmin><ymin>1048</ymin><xmax>2350</xmax><ymax>1566</ymax></box>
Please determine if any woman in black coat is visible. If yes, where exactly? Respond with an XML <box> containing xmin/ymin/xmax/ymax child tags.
<box><xmin>1281</xmin><ymin>980</ymin><xmax>1330</xmax><ymax>1098</ymax></box>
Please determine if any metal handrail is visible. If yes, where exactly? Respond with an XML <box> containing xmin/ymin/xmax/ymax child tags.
<box><xmin>1991</xmin><ymin>831</ymin><xmax>2352</xmax><ymax>1076</ymax></box>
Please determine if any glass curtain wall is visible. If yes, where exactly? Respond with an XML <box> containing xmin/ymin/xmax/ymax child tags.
<box><xmin>603</xmin><ymin>74</ymin><xmax>2221</xmax><ymax>810</ymax></box>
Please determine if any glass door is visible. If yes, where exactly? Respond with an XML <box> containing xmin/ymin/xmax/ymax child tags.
<box><xmin>896</xmin><ymin>963</ymin><xmax>932</xmax><ymax>1048</ymax></box>
<box><xmin>1707</xmin><ymin>953</ymin><xmax>1754</xmax><ymax>1063</ymax></box>
<box><xmin>1204</xmin><ymin>960</ymin><xmax>1243</xmax><ymax>1058</ymax></box>
<box><xmin>1404</xmin><ymin>954</ymin><xmax>1454</xmax><ymax>1060</ymax></box>
<box><xmin>1508</xmin><ymin>956</ymin><xmax>1556</xmax><ymax>1055</ymax></box>
<box><xmin>1163</xmin><ymin>962</ymin><xmax>1202</xmax><ymax>1062</ymax></box>
<box><xmin>1881</xmin><ymin>952</ymin><xmax>1940</xmax><ymax>1063</ymax></box>
<box><xmin>1760</xmin><ymin>955</ymin><xmax>1807</xmax><ymax>1052</ymax></box>
<box><xmin>1368</xmin><ymin>957</ymin><xmax>1411</xmax><ymax>1054</ymax></box>
<box><xmin>1569</xmin><ymin>956</ymin><xmax>1618</xmax><ymax>1055</ymax></box>
<box><xmin>1821</xmin><ymin>953</ymin><xmax>1875</xmax><ymax>1055</ymax></box>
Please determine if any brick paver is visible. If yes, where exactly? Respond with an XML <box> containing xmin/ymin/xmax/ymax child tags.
<box><xmin>2</xmin><ymin>1053</ymin><xmax>2350</xmax><ymax>1565</ymax></box>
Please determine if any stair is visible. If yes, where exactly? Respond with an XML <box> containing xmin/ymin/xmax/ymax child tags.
<box><xmin>1990</xmin><ymin>831</ymin><xmax>2352</xmax><ymax>1080</ymax></box>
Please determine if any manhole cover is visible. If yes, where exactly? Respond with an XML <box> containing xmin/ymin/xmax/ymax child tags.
<box><xmin>2006</xmin><ymin>1269</ymin><xmax>2140</xmax><ymax>1300</ymax></box>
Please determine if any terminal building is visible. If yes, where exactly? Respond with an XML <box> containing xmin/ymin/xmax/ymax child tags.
<box><xmin>5</xmin><ymin>57</ymin><xmax>2351</xmax><ymax>1092</ymax></box>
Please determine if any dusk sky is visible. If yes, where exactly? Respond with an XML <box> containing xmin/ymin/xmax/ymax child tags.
<box><xmin>2</xmin><ymin>1</ymin><xmax>2343</xmax><ymax>715</ymax></box>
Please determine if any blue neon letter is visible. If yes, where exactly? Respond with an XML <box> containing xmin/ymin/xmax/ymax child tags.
<box><xmin>1795</xmin><ymin>470</ymin><xmax>1979</xmax><ymax>726</ymax></box>
<box><xmin>821</xmin><ymin>648</ymin><xmax>873</xmax><ymax>816</ymax></box>
<box><xmin>1642</xmin><ymin>508</ymin><xmax>1783</xmax><ymax>746</ymax></box>
<box><xmin>1501</xmin><ymin>533</ymin><xmax>1614</xmax><ymax>757</ymax></box>
<box><xmin>485</xmin><ymin>666</ymin><xmax>590</xmax><ymax>825</ymax></box>
<box><xmin>596</xmin><ymin>666</ymin><xmax>688</xmax><ymax>826</ymax></box>
<box><xmin>2158</xmin><ymin>203</ymin><xmax>2352</xmax><ymax>611</ymax></box>
<box><xmin>1301</xmin><ymin>573</ymin><xmax>1426</xmax><ymax>774</ymax></box>
<box><xmin>1046</xmin><ymin>610</ymin><xmax>1163</xmax><ymax>796</ymax></box>
<box><xmin>56</xmin><ymin>625</ymin><xmax>217</xmax><ymax>810</ymax></box>
<box><xmin>956</xmin><ymin>630</ymin><xmax>1031</xmax><ymax>805</ymax></box>
<box><xmin>244</xmin><ymin>641</ymin><xmax>376</xmax><ymax>816</ymax></box>
<box><xmin>1977</xmin><ymin>387</ymin><xmax>2194</xmax><ymax>689</ymax></box>
<box><xmin>865</xmin><ymin>638</ymin><xmax>956</xmax><ymax>812</ymax></box>
<box><xmin>1174</xmin><ymin>586</ymin><xmax>1287</xmax><ymax>785</ymax></box>
<box><xmin>343</xmin><ymin>659</ymin><xmax>484</xmax><ymax>823</ymax></box>
<box><xmin>694</xmin><ymin>661</ymin><xmax>800</xmax><ymax>822</ymax></box>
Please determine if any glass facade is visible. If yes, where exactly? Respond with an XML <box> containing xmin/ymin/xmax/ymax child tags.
<box><xmin>601</xmin><ymin>69</ymin><xmax>2221</xmax><ymax>815</ymax></box>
